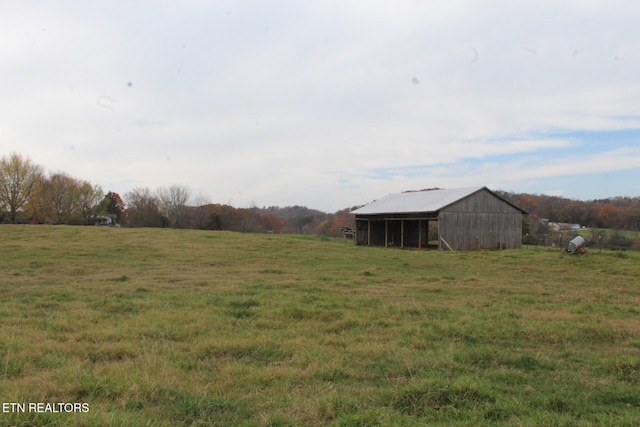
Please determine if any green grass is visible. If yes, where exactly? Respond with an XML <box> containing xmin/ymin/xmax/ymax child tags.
<box><xmin>1</xmin><ymin>225</ymin><xmax>639</xmax><ymax>426</ymax></box>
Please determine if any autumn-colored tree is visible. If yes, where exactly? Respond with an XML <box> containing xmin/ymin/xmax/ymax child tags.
<box><xmin>621</xmin><ymin>207</ymin><xmax>640</xmax><ymax>231</ymax></box>
<box><xmin>0</xmin><ymin>153</ymin><xmax>44</xmax><ymax>223</ymax></box>
<box><xmin>517</xmin><ymin>194</ymin><xmax>539</xmax><ymax>214</ymax></box>
<box><xmin>103</xmin><ymin>191</ymin><xmax>126</xmax><ymax>224</ymax></box>
<box><xmin>317</xmin><ymin>219</ymin><xmax>341</xmax><ymax>237</ymax></box>
<box><xmin>495</xmin><ymin>192</ymin><xmax>640</xmax><ymax>231</ymax></box>
<box><xmin>44</xmin><ymin>172</ymin><xmax>81</xmax><ymax>224</ymax></box>
<box><xmin>598</xmin><ymin>204</ymin><xmax>619</xmax><ymax>228</ymax></box>
<box><xmin>559</xmin><ymin>202</ymin><xmax>584</xmax><ymax>224</ymax></box>
<box><xmin>22</xmin><ymin>181</ymin><xmax>48</xmax><ymax>224</ymax></box>
<box><xmin>259</xmin><ymin>212</ymin><xmax>285</xmax><ymax>233</ymax></box>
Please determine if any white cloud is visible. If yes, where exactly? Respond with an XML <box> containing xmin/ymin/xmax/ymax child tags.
<box><xmin>2</xmin><ymin>1</ymin><xmax>640</xmax><ymax>211</ymax></box>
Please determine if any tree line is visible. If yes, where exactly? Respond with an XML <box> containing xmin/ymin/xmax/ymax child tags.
<box><xmin>496</xmin><ymin>190</ymin><xmax>640</xmax><ymax>233</ymax></box>
<box><xmin>2</xmin><ymin>152</ymin><xmax>638</xmax><ymax>239</ymax></box>
<box><xmin>0</xmin><ymin>153</ymin><xmax>104</xmax><ymax>225</ymax></box>
<box><xmin>0</xmin><ymin>152</ymin><xmax>356</xmax><ymax>235</ymax></box>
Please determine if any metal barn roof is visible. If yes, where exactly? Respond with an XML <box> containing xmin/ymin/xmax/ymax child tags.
<box><xmin>350</xmin><ymin>187</ymin><xmax>486</xmax><ymax>215</ymax></box>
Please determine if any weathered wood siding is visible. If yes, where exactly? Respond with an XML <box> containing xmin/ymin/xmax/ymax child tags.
<box><xmin>439</xmin><ymin>189</ymin><xmax>523</xmax><ymax>250</ymax></box>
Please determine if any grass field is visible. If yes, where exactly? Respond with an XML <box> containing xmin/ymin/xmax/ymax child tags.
<box><xmin>1</xmin><ymin>225</ymin><xmax>639</xmax><ymax>426</ymax></box>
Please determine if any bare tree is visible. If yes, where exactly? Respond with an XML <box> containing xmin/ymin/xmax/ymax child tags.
<box><xmin>188</xmin><ymin>193</ymin><xmax>211</xmax><ymax>229</ymax></box>
<box><xmin>0</xmin><ymin>153</ymin><xmax>44</xmax><ymax>223</ymax></box>
<box><xmin>125</xmin><ymin>187</ymin><xmax>162</xmax><ymax>227</ymax></box>
<box><xmin>156</xmin><ymin>184</ymin><xmax>190</xmax><ymax>228</ymax></box>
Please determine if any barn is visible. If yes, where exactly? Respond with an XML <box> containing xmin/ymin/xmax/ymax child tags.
<box><xmin>350</xmin><ymin>187</ymin><xmax>527</xmax><ymax>251</ymax></box>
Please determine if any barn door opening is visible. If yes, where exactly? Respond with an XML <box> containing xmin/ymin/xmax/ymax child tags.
<box><xmin>395</xmin><ymin>219</ymin><xmax>440</xmax><ymax>250</ymax></box>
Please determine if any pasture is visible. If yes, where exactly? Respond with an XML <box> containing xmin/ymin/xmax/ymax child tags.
<box><xmin>1</xmin><ymin>225</ymin><xmax>639</xmax><ymax>426</ymax></box>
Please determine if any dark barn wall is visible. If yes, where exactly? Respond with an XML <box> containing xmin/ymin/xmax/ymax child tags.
<box><xmin>355</xmin><ymin>219</ymin><xmax>386</xmax><ymax>246</ymax></box>
<box><xmin>382</xmin><ymin>220</ymin><xmax>425</xmax><ymax>247</ymax></box>
<box><xmin>356</xmin><ymin>219</ymin><xmax>369</xmax><ymax>245</ymax></box>
<box><xmin>356</xmin><ymin>218</ymin><xmax>433</xmax><ymax>248</ymax></box>
<box><xmin>439</xmin><ymin>189</ymin><xmax>523</xmax><ymax>250</ymax></box>
<box><xmin>402</xmin><ymin>220</ymin><xmax>424</xmax><ymax>247</ymax></box>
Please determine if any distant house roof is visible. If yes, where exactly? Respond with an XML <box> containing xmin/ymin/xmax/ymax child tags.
<box><xmin>351</xmin><ymin>186</ymin><xmax>527</xmax><ymax>215</ymax></box>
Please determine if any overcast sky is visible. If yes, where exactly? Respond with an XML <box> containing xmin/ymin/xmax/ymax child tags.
<box><xmin>2</xmin><ymin>1</ymin><xmax>640</xmax><ymax>212</ymax></box>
